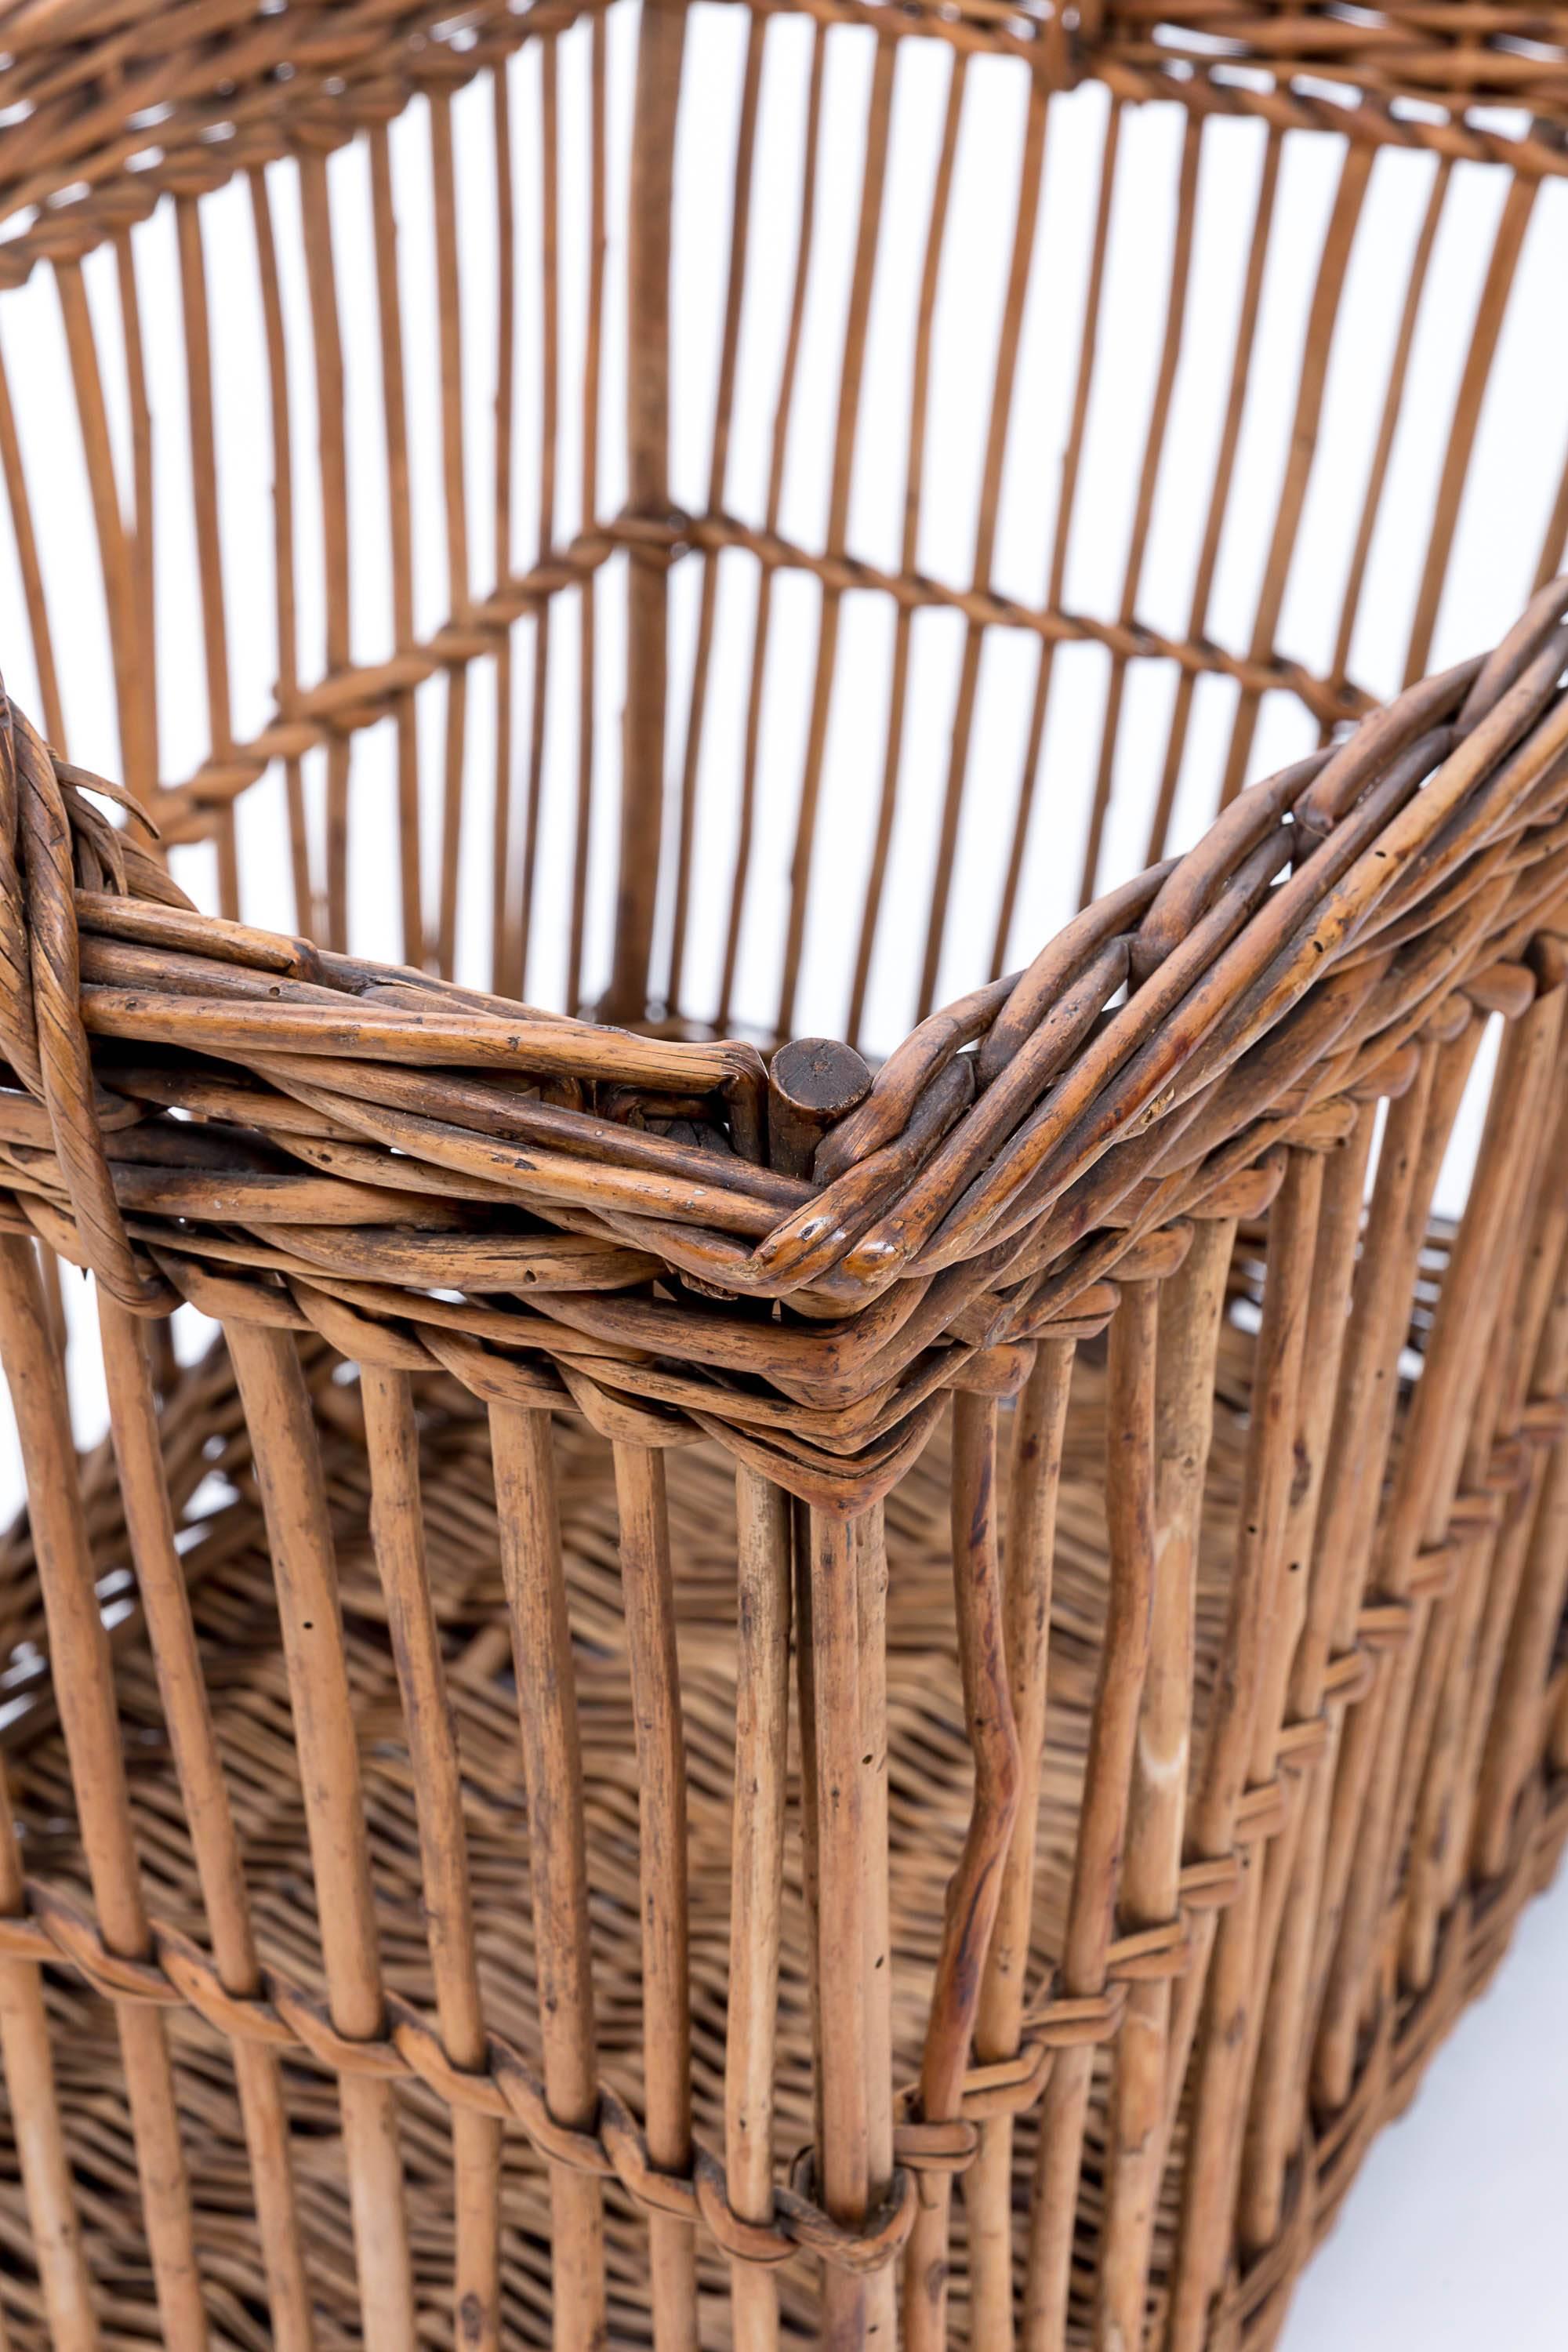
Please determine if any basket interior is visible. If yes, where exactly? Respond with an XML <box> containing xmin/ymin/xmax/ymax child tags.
<box><xmin>0</xmin><ymin>1300</ymin><xmax>1285</xmax><ymax>2348</ymax></box>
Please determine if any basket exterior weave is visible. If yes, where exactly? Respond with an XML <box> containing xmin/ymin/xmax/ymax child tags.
<box><xmin>1</xmin><ymin>4</ymin><xmax>1567</xmax><ymax>2350</ymax></box>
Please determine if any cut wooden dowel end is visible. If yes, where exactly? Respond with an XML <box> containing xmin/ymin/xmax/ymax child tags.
<box><xmin>768</xmin><ymin>1037</ymin><xmax>874</xmax><ymax>1178</ymax></box>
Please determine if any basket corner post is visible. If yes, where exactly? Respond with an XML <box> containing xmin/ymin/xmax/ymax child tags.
<box><xmin>605</xmin><ymin>0</ymin><xmax>692</xmax><ymax>1028</ymax></box>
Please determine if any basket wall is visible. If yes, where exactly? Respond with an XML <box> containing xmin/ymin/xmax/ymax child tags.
<box><xmin>3</xmin><ymin>0</ymin><xmax>1568</xmax><ymax>1038</ymax></box>
<box><xmin>0</xmin><ymin>5</ymin><xmax>1566</xmax><ymax>2352</ymax></box>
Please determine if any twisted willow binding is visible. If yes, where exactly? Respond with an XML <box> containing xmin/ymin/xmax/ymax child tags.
<box><xmin>3</xmin><ymin>4</ymin><xmax>1568</xmax><ymax>2351</ymax></box>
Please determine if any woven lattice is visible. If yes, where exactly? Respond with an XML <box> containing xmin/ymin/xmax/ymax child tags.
<box><xmin>1</xmin><ymin>3</ymin><xmax>1567</xmax><ymax>2349</ymax></box>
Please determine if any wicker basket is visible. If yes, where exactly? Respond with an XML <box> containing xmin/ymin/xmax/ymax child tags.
<box><xmin>2</xmin><ymin>3</ymin><xmax>1568</xmax><ymax>2348</ymax></box>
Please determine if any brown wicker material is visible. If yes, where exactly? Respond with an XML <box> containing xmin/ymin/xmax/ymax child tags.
<box><xmin>2</xmin><ymin>3</ymin><xmax>1568</xmax><ymax>2349</ymax></box>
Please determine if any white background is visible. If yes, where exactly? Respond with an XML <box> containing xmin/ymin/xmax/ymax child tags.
<box><xmin>1279</xmin><ymin>1860</ymin><xmax>1568</xmax><ymax>2351</ymax></box>
<box><xmin>0</xmin><ymin>5</ymin><xmax>1565</xmax><ymax>2341</ymax></box>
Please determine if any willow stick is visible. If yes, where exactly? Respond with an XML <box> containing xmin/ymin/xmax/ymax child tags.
<box><xmin>0</xmin><ymin>1239</ymin><xmax>209</xmax><ymax>2350</ymax></box>
<box><xmin>727</xmin><ymin>1468</ymin><xmax>793</xmax><ymax>2352</ymax></box>
<box><xmin>297</xmin><ymin>151</ymin><xmax>352</xmax><ymax>952</ymax></box>
<box><xmin>668</xmin><ymin>12</ymin><xmax>766</xmax><ymax>1015</ymax></box>
<box><xmin>53</xmin><ymin>260</ymin><xmax>156</xmax><ymax>800</ymax></box>
<box><xmin>0</xmin><ymin>326</ymin><xmax>65</xmax><ymax>746</ymax></box>
<box><xmin>776</xmin><ymin>34</ymin><xmax>895</xmax><ymax>1040</ymax></box>
<box><xmin>1471</xmin><ymin>1223</ymin><xmax>1568</xmax><ymax>1880</ymax></box>
<box><xmin>1247</xmin><ymin>1039</ymin><xmax>1450</xmax><ymax>2172</ymax></box>
<box><xmin>849</xmin><ymin>49</ymin><xmax>967</xmax><ymax>1047</ymax></box>
<box><xmin>100</xmin><ymin>1296</ymin><xmax>315</xmax><ymax>2352</ymax></box>
<box><xmin>1228</xmin><ymin>1153</ymin><xmax>1368</xmax><ymax>2235</ymax></box>
<box><xmin>174</xmin><ymin>194</ymin><xmax>238</xmax><ymax>916</ymax></box>
<box><xmin>858</xmin><ymin>1502</ymin><xmax>897</xmax><ymax>2352</ymax></box>
<box><xmin>1097</xmin><ymin>1221</ymin><xmax>1235</xmax><ymax>2347</ymax></box>
<box><xmin>489</xmin><ymin>61</ymin><xmax>517</xmax><ymax>996</ymax></box>
<box><xmin>993</xmin><ymin>100</ymin><xmax>1121</xmax><ymax>959</ymax></box>
<box><xmin>1219</xmin><ymin>142</ymin><xmax>1374</xmax><ymax>805</ymax></box>
<box><xmin>249</xmin><ymin>165</ymin><xmax>314</xmax><ymax>941</ymax></box>
<box><xmin>1145</xmin><ymin>130</ymin><xmax>1283</xmax><ymax>862</ymax></box>
<box><xmin>717</xmin><ymin>26</ymin><xmax>825</xmax><ymax>1029</ymax></box>
<box><xmin>1315</xmin><ymin>996</ymin><xmax>1559</xmax><ymax>2108</ymax></box>
<box><xmin>112</xmin><ymin>229</ymin><xmax>165</xmax><ymax>858</ymax></box>
<box><xmin>225</xmin><ymin>1320</ymin><xmax>417</xmax><ymax>2352</ymax></box>
<box><xmin>520</xmin><ymin>36</ymin><xmax>561</xmax><ymax>1000</ymax></box>
<box><xmin>362</xmin><ymin>1367</ymin><xmax>501</xmax><ymax>2352</ymax></box>
<box><xmin>969</xmin><ymin>1338</ymin><xmax>1076</xmax><ymax>2352</ymax></box>
<box><xmin>1166</xmin><ymin>1152</ymin><xmax>1321</xmax><ymax>2352</ymax></box>
<box><xmin>609</xmin><ymin>0</ymin><xmax>688</xmax><ymax>1021</ymax></box>
<box><xmin>1321</xmin><ymin>160</ymin><xmax>1451</xmax><ymax>727</ymax></box>
<box><xmin>1398</xmin><ymin>1507</ymin><xmax>1501</xmax><ymax>1993</ymax></box>
<box><xmin>368</xmin><ymin>124</ymin><xmax>424</xmax><ymax>971</ymax></box>
<box><xmin>0</xmin><ymin>1737</ymin><xmax>97</xmax><ymax>2351</ymax></box>
<box><xmin>1240</xmin><ymin>1107</ymin><xmax>1377</xmax><ymax>2252</ymax></box>
<box><xmin>1446</xmin><ymin>1323</ymin><xmax>1568</xmax><ymax>1887</ymax></box>
<box><xmin>430</xmin><ymin>89</ymin><xmax>471</xmax><ymax>982</ymax></box>
<box><xmin>569</xmin><ymin>18</ymin><xmax>607</xmax><ymax>1015</ymax></box>
<box><xmin>1076</xmin><ymin>112</ymin><xmax>1201</xmax><ymax>910</ymax></box>
<box><xmin>612</xmin><ymin>1443</ymin><xmax>699</xmax><ymax>2352</ymax></box>
<box><xmin>919</xmin><ymin>73</ymin><xmax>1049</xmax><ymax>1011</ymax></box>
<box><xmin>1550</xmin><ymin>1651</ymin><xmax>1568</xmax><ymax>1775</ymax></box>
<box><xmin>807</xmin><ymin>1506</ymin><xmax>870</xmax><ymax>2352</ymax></box>
<box><xmin>1301</xmin><ymin>1030</ymin><xmax>1476</xmax><ymax>2111</ymax></box>
<box><xmin>1403</xmin><ymin>175</ymin><xmax>1537</xmax><ymax>689</ymax></box>
<box><xmin>1385</xmin><ymin>1000</ymin><xmax>1563</xmax><ymax>1991</ymax></box>
<box><xmin>905</xmin><ymin>1391</ymin><xmax>1021</xmax><ymax>2352</ymax></box>
<box><xmin>1023</xmin><ymin>1278</ymin><xmax>1159</xmax><ymax>2352</ymax></box>
<box><xmin>488</xmin><ymin>1403</ymin><xmax>607</xmax><ymax>2352</ymax></box>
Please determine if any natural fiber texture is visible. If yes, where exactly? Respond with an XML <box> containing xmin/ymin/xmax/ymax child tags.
<box><xmin>2</xmin><ymin>2</ymin><xmax>1568</xmax><ymax>2348</ymax></box>
<box><xmin>1</xmin><ymin>1349</ymin><xmax>1563</xmax><ymax>2351</ymax></box>
<box><xmin>1097</xmin><ymin>2</ymin><xmax>1568</xmax><ymax>114</ymax></box>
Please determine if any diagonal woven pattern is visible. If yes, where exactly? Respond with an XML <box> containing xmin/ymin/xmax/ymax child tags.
<box><xmin>3</xmin><ymin>583</ymin><xmax>1568</xmax><ymax>1494</ymax></box>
